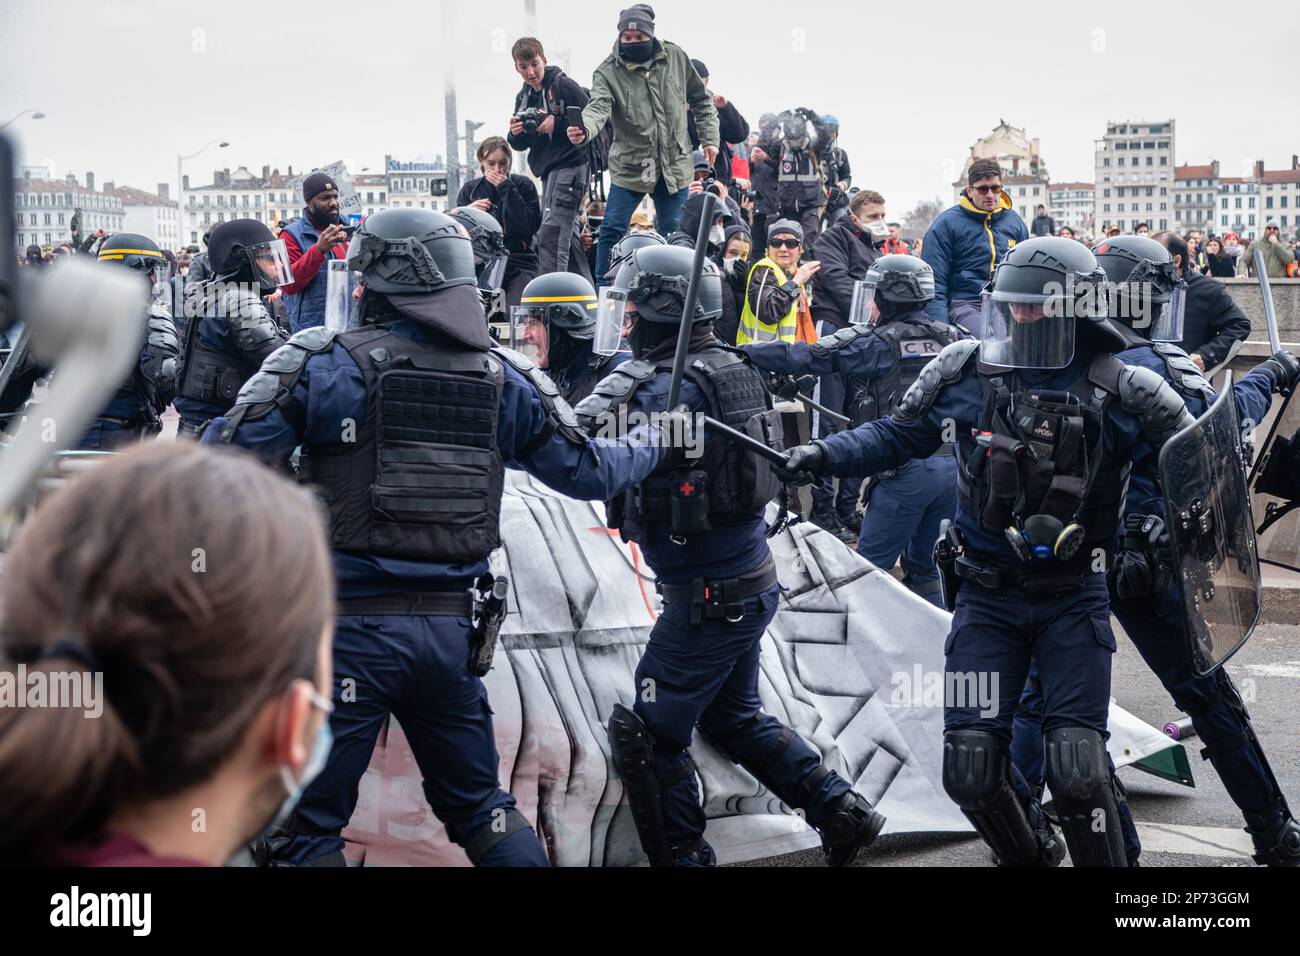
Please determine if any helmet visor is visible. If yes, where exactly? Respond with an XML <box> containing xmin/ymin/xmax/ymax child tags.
<box><xmin>479</xmin><ymin>254</ymin><xmax>508</xmax><ymax>292</ymax></box>
<box><xmin>509</xmin><ymin>305</ymin><xmax>550</xmax><ymax>367</ymax></box>
<box><xmin>592</xmin><ymin>287</ymin><xmax>630</xmax><ymax>356</ymax></box>
<box><xmin>248</xmin><ymin>238</ymin><xmax>293</xmax><ymax>288</ymax></box>
<box><xmin>324</xmin><ymin>260</ymin><xmax>363</xmax><ymax>331</ymax></box>
<box><xmin>1147</xmin><ymin>284</ymin><xmax>1186</xmax><ymax>343</ymax></box>
<box><xmin>848</xmin><ymin>277</ymin><xmax>879</xmax><ymax>326</ymax></box>
<box><xmin>979</xmin><ymin>290</ymin><xmax>1077</xmax><ymax>369</ymax></box>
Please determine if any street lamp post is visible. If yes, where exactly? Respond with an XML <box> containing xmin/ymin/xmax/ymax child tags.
<box><xmin>0</xmin><ymin>109</ymin><xmax>46</xmax><ymax>132</ymax></box>
<box><xmin>177</xmin><ymin>140</ymin><xmax>229</xmax><ymax>245</ymax></box>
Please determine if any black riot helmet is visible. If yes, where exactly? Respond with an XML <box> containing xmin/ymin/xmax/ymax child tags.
<box><xmin>849</xmin><ymin>253</ymin><xmax>935</xmax><ymax>324</ymax></box>
<box><xmin>207</xmin><ymin>218</ymin><xmax>293</xmax><ymax>292</ymax></box>
<box><xmin>606</xmin><ymin>230</ymin><xmax>665</xmax><ymax>279</ymax></box>
<box><xmin>980</xmin><ymin>236</ymin><xmax>1112</xmax><ymax>369</ymax></box>
<box><xmin>96</xmin><ymin>232</ymin><xmax>168</xmax><ymax>287</ymax></box>
<box><xmin>449</xmin><ymin>205</ymin><xmax>508</xmax><ymax>289</ymax></box>
<box><xmin>1092</xmin><ymin>235</ymin><xmax>1186</xmax><ymax>342</ymax></box>
<box><xmin>868</xmin><ymin>254</ymin><xmax>935</xmax><ymax>305</ymax></box>
<box><xmin>345</xmin><ymin>207</ymin><xmax>477</xmax><ymax>295</ymax></box>
<box><xmin>613</xmin><ymin>244</ymin><xmax>723</xmax><ymax>324</ymax></box>
<box><xmin>510</xmin><ymin>272</ymin><xmax>598</xmax><ymax>370</ymax></box>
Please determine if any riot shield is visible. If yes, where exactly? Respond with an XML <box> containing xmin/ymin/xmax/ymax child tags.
<box><xmin>1159</xmin><ymin>372</ymin><xmax>1261</xmax><ymax>677</ymax></box>
<box><xmin>1250</xmin><ymin>389</ymin><xmax>1300</xmax><ymax>572</ymax></box>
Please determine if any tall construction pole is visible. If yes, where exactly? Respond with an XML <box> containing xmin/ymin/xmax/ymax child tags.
<box><xmin>443</xmin><ymin>3</ymin><xmax>462</xmax><ymax>200</ymax></box>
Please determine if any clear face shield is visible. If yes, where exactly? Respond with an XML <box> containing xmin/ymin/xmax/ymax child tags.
<box><xmin>479</xmin><ymin>253</ymin><xmax>508</xmax><ymax>292</ymax></box>
<box><xmin>324</xmin><ymin>260</ymin><xmax>363</xmax><ymax>331</ymax></box>
<box><xmin>247</xmin><ymin>238</ymin><xmax>294</xmax><ymax>290</ymax></box>
<box><xmin>979</xmin><ymin>289</ymin><xmax>1078</xmax><ymax>370</ymax></box>
<box><xmin>509</xmin><ymin>305</ymin><xmax>551</xmax><ymax>367</ymax></box>
<box><xmin>592</xmin><ymin>287</ymin><xmax>631</xmax><ymax>356</ymax></box>
<box><xmin>1128</xmin><ymin>280</ymin><xmax>1190</xmax><ymax>343</ymax></box>
<box><xmin>848</xmin><ymin>276</ymin><xmax>879</xmax><ymax>326</ymax></box>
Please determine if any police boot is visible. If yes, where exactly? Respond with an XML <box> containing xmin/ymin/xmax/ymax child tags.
<box><xmin>819</xmin><ymin>792</ymin><xmax>886</xmax><ymax>867</ymax></box>
<box><xmin>836</xmin><ymin>508</ymin><xmax>862</xmax><ymax>537</ymax></box>
<box><xmin>809</xmin><ymin>507</ymin><xmax>844</xmax><ymax>537</ymax></box>
<box><xmin>1248</xmin><ymin>813</ymin><xmax>1300</xmax><ymax>867</ymax></box>
<box><xmin>1021</xmin><ymin>798</ymin><xmax>1067</xmax><ymax>868</ymax></box>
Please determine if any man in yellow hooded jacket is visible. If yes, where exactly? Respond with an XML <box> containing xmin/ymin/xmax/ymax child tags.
<box><xmin>919</xmin><ymin>157</ymin><xmax>1028</xmax><ymax>333</ymax></box>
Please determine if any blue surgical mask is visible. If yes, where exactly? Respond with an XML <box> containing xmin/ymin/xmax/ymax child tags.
<box><xmin>272</xmin><ymin>687</ymin><xmax>334</xmax><ymax>828</ymax></box>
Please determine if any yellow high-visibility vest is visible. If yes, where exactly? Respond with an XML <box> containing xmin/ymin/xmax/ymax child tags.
<box><xmin>737</xmin><ymin>257</ymin><xmax>799</xmax><ymax>344</ymax></box>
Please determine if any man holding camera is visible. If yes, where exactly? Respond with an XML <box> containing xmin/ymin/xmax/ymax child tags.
<box><xmin>508</xmin><ymin>37</ymin><xmax>594</xmax><ymax>282</ymax></box>
<box><xmin>280</xmin><ymin>172</ymin><xmax>349</xmax><ymax>333</ymax></box>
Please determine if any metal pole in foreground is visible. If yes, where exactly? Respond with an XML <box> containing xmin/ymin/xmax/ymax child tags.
<box><xmin>1254</xmin><ymin>249</ymin><xmax>1282</xmax><ymax>353</ymax></box>
<box><xmin>666</xmin><ymin>191</ymin><xmax>717</xmax><ymax>410</ymax></box>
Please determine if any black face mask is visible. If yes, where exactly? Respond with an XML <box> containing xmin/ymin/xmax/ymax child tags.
<box><xmin>619</xmin><ymin>40</ymin><xmax>655</xmax><ymax>62</ymax></box>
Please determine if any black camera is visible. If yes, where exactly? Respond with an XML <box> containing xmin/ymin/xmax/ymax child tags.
<box><xmin>517</xmin><ymin>108</ymin><xmax>547</xmax><ymax>135</ymax></box>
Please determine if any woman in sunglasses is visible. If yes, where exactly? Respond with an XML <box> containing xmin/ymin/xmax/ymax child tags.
<box><xmin>735</xmin><ymin>219</ymin><xmax>819</xmax><ymax>344</ymax></box>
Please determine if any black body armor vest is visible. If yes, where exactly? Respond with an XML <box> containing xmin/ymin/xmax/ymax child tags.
<box><xmin>847</xmin><ymin>317</ymin><xmax>961</xmax><ymax>431</ymax></box>
<box><xmin>584</xmin><ymin>345</ymin><xmax>783</xmax><ymax>544</ymax></box>
<box><xmin>300</xmin><ymin>326</ymin><xmax>506</xmax><ymax>563</ymax></box>
<box><xmin>957</xmin><ymin>355</ymin><xmax>1132</xmax><ymax>561</ymax></box>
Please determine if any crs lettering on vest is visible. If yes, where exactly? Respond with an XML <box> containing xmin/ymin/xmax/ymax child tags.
<box><xmin>899</xmin><ymin>337</ymin><xmax>946</xmax><ymax>360</ymax></box>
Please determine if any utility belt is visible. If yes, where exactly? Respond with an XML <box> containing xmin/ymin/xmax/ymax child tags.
<box><xmin>94</xmin><ymin>414</ymin><xmax>162</xmax><ymax>435</ymax></box>
<box><xmin>953</xmin><ymin>553</ymin><xmax>1089</xmax><ymax>598</ymax></box>
<box><xmin>656</xmin><ymin>557</ymin><xmax>778</xmax><ymax>625</ymax></box>
<box><xmin>933</xmin><ymin>518</ymin><xmax>1095</xmax><ymax>610</ymax></box>
<box><xmin>337</xmin><ymin>590</ymin><xmax>475</xmax><ymax>616</ymax></box>
<box><xmin>336</xmin><ymin>575</ymin><xmax>509</xmax><ymax>678</ymax></box>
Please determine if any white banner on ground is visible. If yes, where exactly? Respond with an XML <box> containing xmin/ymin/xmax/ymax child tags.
<box><xmin>340</xmin><ymin>473</ymin><xmax>1183</xmax><ymax>866</ymax></box>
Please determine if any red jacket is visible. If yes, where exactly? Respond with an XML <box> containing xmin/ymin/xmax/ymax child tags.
<box><xmin>280</xmin><ymin>227</ymin><xmax>346</xmax><ymax>296</ymax></box>
<box><xmin>880</xmin><ymin>237</ymin><xmax>910</xmax><ymax>256</ymax></box>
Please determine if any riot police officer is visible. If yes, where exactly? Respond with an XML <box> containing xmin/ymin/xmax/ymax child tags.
<box><xmin>174</xmin><ymin>218</ymin><xmax>290</xmax><ymax>437</ymax></box>
<box><xmin>602</xmin><ymin>230</ymin><xmax>666</xmax><ymax>287</ymax></box>
<box><xmin>818</xmin><ymin>115</ymin><xmax>852</xmax><ymax>228</ymax></box>
<box><xmin>204</xmin><ymin>208</ymin><xmax>671</xmax><ymax>867</ymax></box>
<box><xmin>744</xmin><ymin>255</ymin><xmax>966</xmax><ymax>606</ymax></box>
<box><xmin>450</xmin><ymin>204</ymin><xmax>510</xmax><ymax>328</ymax></box>
<box><xmin>511</xmin><ymin>271</ymin><xmax>627</xmax><ymax>404</ymax></box>
<box><xmin>75</xmin><ymin>234</ymin><xmax>179</xmax><ymax>449</ymax></box>
<box><xmin>778</xmin><ymin>236</ymin><xmax>1298</xmax><ymax>866</ymax></box>
<box><xmin>1010</xmin><ymin>235</ymin><xmax>1300</xmax><ymax>865</ymax></box>
<box><xmin>575</xmin><ymin>244</ymin><xmax>885</xmax><ymax>867</ymax></box>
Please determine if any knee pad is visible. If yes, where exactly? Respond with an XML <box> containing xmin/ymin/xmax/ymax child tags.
<box><xmin>1044</xmin><ymin>726</ymin><xmax>1129</xmax><ymax>867</ymax></box>
<box><xmin>943</xmin><ymin>730</ymin><xmax>1057</xmax><ymax>866</ymax></box>
<box><xmin>608</xmin><ymin>703</ymin><xmax>689</xmax><ymax>867</ymax></box>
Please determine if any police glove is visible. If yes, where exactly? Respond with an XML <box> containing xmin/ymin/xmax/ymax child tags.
<box><xmin>774</xmin><ymin>442</ymin><xmax>828</xmax><ymax>486</ymax></box>
<box><xmin>1262</xmin><ymin>350</ymin><xmax>1300</xmax><ymax>397</ymax></box>
<box><xmin>656</xmin><ymin>405</ymin><xmax>698</xmax><ymax>469</ymax></box>
<box><xmin>1109</xmin><ymin>513</ymin><xmax>1172</xmax><ymax>600</ymax></box>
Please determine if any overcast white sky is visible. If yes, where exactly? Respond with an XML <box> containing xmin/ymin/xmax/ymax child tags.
<box><xmin>3</xmin><ymin>0</ymin><xmax>1297</xmax><ymax>217</ymax></box>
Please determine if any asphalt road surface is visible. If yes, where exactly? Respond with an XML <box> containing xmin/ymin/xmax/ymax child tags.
<box><xmin>736</xmin><ymin>619</ymin><xmax>1300</xmax><ymax>868</ymax></box>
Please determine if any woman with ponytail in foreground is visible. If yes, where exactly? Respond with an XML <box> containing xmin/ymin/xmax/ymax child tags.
<box><xmin>0</xmin><ymin>442</ymin><xmax>336</xmax><ymax>866</ymax></box>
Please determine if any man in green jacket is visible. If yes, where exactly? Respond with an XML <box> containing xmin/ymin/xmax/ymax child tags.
<box><xmin>1245</xmin><ymin>220</ymin><xmax>1297</xmax><ymax>279</ymax></box>
<box><xmin>568</xmin><ymin>4</ymin><xmax>719</xmax><ymax>283</ymax></box>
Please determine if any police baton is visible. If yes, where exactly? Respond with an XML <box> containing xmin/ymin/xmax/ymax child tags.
<box><xmin>701</xmin><ymin>415</ymin><xmax>791</xmax><ymax>467</ymax></box>
<box><xmin>772</xmin><ymin>374</ymin><xmax>850</xmax><ymax>426</ymax></box>
<box><xmin>665</xmin><ymin>191</ymin><xmax>718</xmax><ymax>411</ymax></box>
